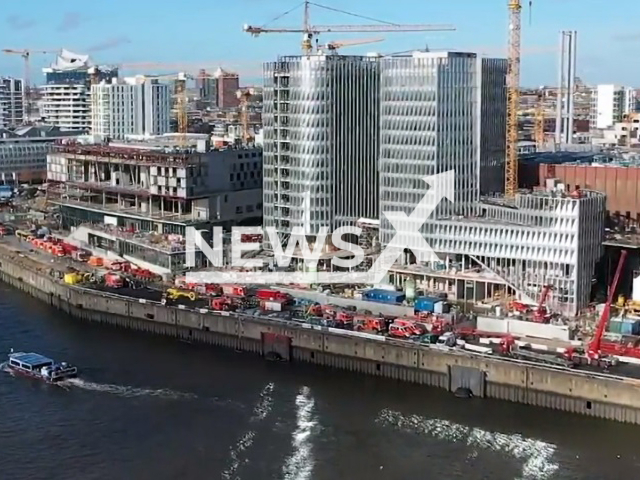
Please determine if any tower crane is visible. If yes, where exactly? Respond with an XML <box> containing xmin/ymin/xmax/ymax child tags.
<box><xmin>316</xmin><ymin>37</ymin><xmax>384</xmax><ymax>54</ymax></box>
<box><xmin>505</xmin><ymin>0</ymin><xmax>523</xmax><ymax>198</ymax></box>
<box><xmin>1</xmin><ymin>48</ymin><xmax>60</xmax><ymax>122</ymax></box>
<box><xmin>534</xmin><ymin>89</ymin><xmax>545</xmax><ymax>149</ymax></box>
<box><xmin>236</xmin><ymin>87</ymin><xmax>257</xmax><ymax>144</ymax></box>
<box><xmin>243</xmin><ymin>1</ymin><xmax>455</xmax><ymax>55</ymax></box>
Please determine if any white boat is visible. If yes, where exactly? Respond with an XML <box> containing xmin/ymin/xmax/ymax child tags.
<box><xmin>6</xmin><ymin>351</ymin><xmax>78</xmax><ymax>383</ymax></box>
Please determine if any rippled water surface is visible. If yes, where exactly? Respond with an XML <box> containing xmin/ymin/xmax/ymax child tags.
<box><xmin>1</xmin><ymin>283</ymin><xmax>640</xmax><ymax>479</ymax></box>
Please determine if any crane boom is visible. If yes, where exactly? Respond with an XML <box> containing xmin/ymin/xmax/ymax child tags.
<box><xmin>2</xmin><ymin>48</ymin><xmax>59</xmax><ymax>124</ymax></box>
<box><xmin>505</xmin><ymin>0</ymin><xmax>522</xmax><ymax>197</ymax></box>
<box><xmin>589</xmin><ymin>250</ymin><xmax>628</xmax><ymax>356</ymax></box>
<box><xmin>244</xmin><ymin>1</ymin><xmax>455</xmax><ymax>54</ymax></box>
<box><xmin>244</xmin><ymin>24</ymin><xmax>455</xmax><ymax>34</ymax></box>
<box><xmin>318</xmin><ymin>37</ymin><xmax>384</xmax><ymax>53</ymax></box>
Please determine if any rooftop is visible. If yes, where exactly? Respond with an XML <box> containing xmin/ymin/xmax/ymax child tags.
<box><xmin>51</xmin><ymin>143</ymin><xmax>203</xmax><ymax>166</ymax></box>
<box><xmin>9</xmin><ymin>352</ymin><xmax>54</xmax><ymax>366</ymax></box>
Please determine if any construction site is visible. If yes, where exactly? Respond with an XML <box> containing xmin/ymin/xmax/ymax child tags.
<box><xmin>2</xmin><ymin>0</ymin><xmax>640</xmax><ymax>389</ymax></box>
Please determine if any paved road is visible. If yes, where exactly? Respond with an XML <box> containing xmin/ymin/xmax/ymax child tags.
<box><xmin>277</xmin><ymin>286</ymin><xmax>416</xmax><ymax>317</ymax></box>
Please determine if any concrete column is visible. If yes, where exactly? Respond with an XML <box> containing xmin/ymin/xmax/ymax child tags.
<box><xmin>564</xmin><ymin>32</ymin><xmax>574</xmax><ymax>144</ymax></box>
<box><xmin>555</xmin><ymin>31</ymin><xmax>566</xmax><ymax>145</ymax></box>
<box><xmin>567</xmin><ymin>31</ymin><xmax>577</xmax><ymax>144</ymax></box>
<box><xmin>102</xmin><ymin>191</ymin><xmax>106</xmax><ymax>207</ymax></box>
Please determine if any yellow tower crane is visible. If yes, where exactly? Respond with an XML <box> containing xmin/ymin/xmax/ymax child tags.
<box><xmin>316</xmin><ymin>37</ymin><xmax>384</xmax><ymax>54</ymax></box>
<box><xmin>236</xmin><ymin>87</ymin><xmax>256</xmax><ymax>144</ymax></box>
<box><xmin>243</xmin><ymin>1</ymin><xmax>455</xmax><ymax>55</ymax></box>
<box><xmin>534</xmin><ymin>89</ymin><xmax>545</xmax><ymax>149</ymax></box>
<box><xmin>505</xmin><ymin>0</ymin><xmax>523</xmax><ymax>198</ymax></box>
<box><xmin>174</xmin><ymin>72</ymin><xmax>189</xmax><ymax>145</ymax></box>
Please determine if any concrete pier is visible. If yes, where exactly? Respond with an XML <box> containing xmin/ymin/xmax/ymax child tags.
<box><xmin>2</xmin><ymin>245</ymin><xmax>640</xmax><ymax>424</ymax></box>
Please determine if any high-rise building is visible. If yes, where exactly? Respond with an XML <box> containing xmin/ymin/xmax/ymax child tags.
<box><xmin>478</xmin><ymin>58</ymin><xmax>508</xmax><ymax>195</ymax></box>
<box><xmin>91</xmin><ymin>76</ymin><xmax>171</xmax><ymax>139</ymax></box>
<box><xmin>590</xmin><ymin>84</ymin><xmax>637</xmax><ymax>130</ymax></box>
<box><xmin>197</xmin><ymin>69</ymin><xmax>217</xmax><ymax>106</ymax></box>
<box><xmin>0</xmin><ymin>77</ymin><xmax>25</xmax><ymax>127</ymax></box>
<box><xmin>215</xmin><ymin>69</ymin><xmax>240</xmax><ymax>109</ymax></box>
<box><xmin>378</xmin><ymin>51</ymin><xmax>604</xmax><ymax>316</ymax></box>
<box><xmin>379</xmin><ymin>52</ymin><xmax>506</xmax><ymax>224</ymax></box>
<box><xmin>41</xmin><ymin>49</ymin><xmax>117</xmax><ymax>131</ymax></box>
<box><xmin>262</xmin><ymin>55</ymin><xmax>380</xmax><ymax>245</ymax></box>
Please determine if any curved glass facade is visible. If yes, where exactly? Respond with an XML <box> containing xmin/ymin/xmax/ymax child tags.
<box><xmin>263</xmin><ymin>55</ymin><xmax>379</xmax><ymax>238</ymax></box>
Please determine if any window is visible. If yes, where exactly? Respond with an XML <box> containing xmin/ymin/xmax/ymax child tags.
<box><xmin>236</xmin><ymin>206</ymin><xmax>243</xmax><ymax>214</ymax></box>
<box><xmin>257</xmin><ymin>203</ymin><xmax>263</xmax><ymax>210</ymax></box>
<box><xmin>224</xmin><ymin>195</ymin><xmax>228</xmax><ymax>202</ymax></box>
<box><xmin>230</xmin><ymin>173</ymin><xmax>234</xmax><ymax>181</ymax></box>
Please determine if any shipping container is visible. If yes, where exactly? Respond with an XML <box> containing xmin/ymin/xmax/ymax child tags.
<box><xmin>621</xmin><ymin>319</ymin><xmax>636</xmax><ymax>336</ymax></box>
<box><xmin>414</xmin><ymin>296</ymin><xmax>442</xmax><ymax>313</ymax></box>
<box><xmin>363</xmin><ymin>288</ymin><xmax>405</xmax><ymax>304</ymax></box>
<box><xmin>608</xmin><ymin>320</ymin><xmax>622</xmax><ymax>334</ymax></box>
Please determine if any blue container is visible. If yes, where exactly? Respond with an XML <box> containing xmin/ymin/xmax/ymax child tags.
<box><xmin>414</xmin><ymin>296</ymin><xmax>441</xmax><ymax>313</ymax></box>
<box><xmin>363</xmin><ymin>288</ymin><xmax>405</xmax><ymax>304</ymax></box>
<box><xmin>608</xmin><ymin>320</ymin><xmax>623</xmax><ymax>334</ymax></box>
<box><xmin>621</xmin><ymin>320</ymin><xmax>635</xmax><ymax>336</ymax></box>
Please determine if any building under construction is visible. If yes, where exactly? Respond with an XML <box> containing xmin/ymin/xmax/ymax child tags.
<box><xmin>260</xmin><ymin>50</ymin><xmax>606</xmax><ymax>316</ymax></box>
<box><xmin>46</xmin><ymin>138</ymin><xmax>263</xmax><ymax>274</ymax></box>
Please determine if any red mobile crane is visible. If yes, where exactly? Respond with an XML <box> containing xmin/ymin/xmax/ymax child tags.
<box><xmin>587</xmin><ymin>250</ymin><xmax>627</xmax><ymax>362</ymax></box>
<box><xmin>565</xmin><ymin>250</ymin><xmax>627</xmax><ymax>369</ymax></box>
<box><xmin>532</xmin><ymin>284</ymin><xmax>553</xmax><ymax>323</ymax></box>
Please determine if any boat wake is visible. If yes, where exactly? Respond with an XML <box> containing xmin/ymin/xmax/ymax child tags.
<box><xmin>376</xmin><ymin>409</ymin><xmax>559</xmax><ymax>480</ymax></box>
<box><xmin>282</xmin><ymin>386</ymin><xmax>318</xmax><ymax>480</ymax></box>
<box><xmin>221</xmin><ymin>382</ymin><xmax>275</xmax><ymax>480</ymax></box>
<box><xmin>61</xmin><ymin>378</ymin><xmax>198</xmax><ymax>400</ymax></box>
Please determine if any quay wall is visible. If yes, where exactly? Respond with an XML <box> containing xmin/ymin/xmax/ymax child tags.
<box><xmin>2</xmin><ymin>247</ymin><xmax>640</xmax><ymax>424</ymax></box>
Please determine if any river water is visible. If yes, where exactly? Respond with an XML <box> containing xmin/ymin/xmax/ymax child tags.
<box><xmin>1</xmin><ymin>283</ymin><xmax>640</xmax><ymax>480</ymax></box>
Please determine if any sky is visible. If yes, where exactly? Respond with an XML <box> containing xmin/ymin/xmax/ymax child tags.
<box><xmin>1</xmin><ymin>0</ymin><xmax>639</xmax><ymax>87</ymax></box>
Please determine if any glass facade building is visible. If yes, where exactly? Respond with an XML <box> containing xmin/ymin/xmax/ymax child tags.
<box><xmin>378</xmin><ymin>51</ymin><xmax>481</xmax><ymax>249</ymax></box>
<box><xmin>0</xmin><ymin>142</ymin><xmax>51</xmax><ymax>182</ymax></box>
<box><xmin>262</xmin><ymin>55</ymin><xmax>380</xmax><ymax>240</ymax></box>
